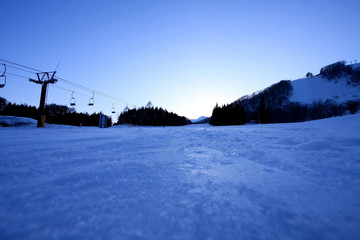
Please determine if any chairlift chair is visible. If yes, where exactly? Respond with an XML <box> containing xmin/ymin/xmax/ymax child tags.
<box><xmin>0</xmin><ymin>64</ymin><xmax>6</xmax><ymax>77</ymax></box>
<box><xmin>0</xmin><ymin>64</ymin><xmax>6</xmax><ymax>88</ymax></box>
<box><xmin>0</xmin><ymin>75</ymin><xmax>6</xmax><ymax>88</ymax></box>
<box><xmin>112</xmin><ymin>104</ymin><xmax>116</xmax><ymax>113</ymax></box>
<box><xmin>70</xmin><ymin>91</ymin><xmax>76</xmax><ymax>106</ymax></box>
<box><xmin>88</xmin><ymin>92</ymin><xmax>95</xmax><ymax>106</ymax></box>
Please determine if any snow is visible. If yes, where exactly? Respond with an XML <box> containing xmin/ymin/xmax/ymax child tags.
<box><xmin>290</xmin><ymin>75</ymin><xmax>360</xmax><ymax>104</ymax></box>
<box><xmin>0</xmin><ymin>116</ymin><xmax>37</xmax><ymax>127</ymax></box>
<box><xmin>1</xmin><ymin>115</ymin><xmax>360</xmax><ymax>239</ymax></box>
<box><xmin>290</xmin><ymin>65</ymin><xmax>360</xmax><ymax>104</ymax></box>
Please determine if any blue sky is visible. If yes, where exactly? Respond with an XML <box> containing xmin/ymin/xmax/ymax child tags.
<box><xmin>1</xmin><ymin>0</ymin><xmax>359</xmax><ymax>119</ymax></box>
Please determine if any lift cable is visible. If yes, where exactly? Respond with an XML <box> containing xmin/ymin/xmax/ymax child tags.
<box><xmin>6</xmin><ymin>72</ymin><xmax>30</xmax><ymax>79</ymax></box>
<box><xmin>5</xmin><ymin>71</ymin><xmax>123</xmax><ymax>110</ymax></box>
<box><xmin>0</xmin><ymin>58</ymin><xmax>134</xmax><ymax>106</ymax></box>
<box><xmin>6</xmin><ymin>64</ymin><xmax>38</xmax><ymax>74</ymax></box>
<box><xmin>0</xmin><ymin>58</ymin><xmax>41</xmax><ymax>73</ymax></box>
<box><xmin>56</xmin><ymin>76</ymin><xmax>130</xmax><ymax>105</ymax></box>
<box><xmin>50</xmin><ymin>85</ymin><xmax>118</xmax><ymax>105</ymax></box>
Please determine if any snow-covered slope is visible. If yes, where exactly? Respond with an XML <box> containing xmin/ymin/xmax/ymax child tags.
<box><xmin>290</xmin><ymin>66</ymin><xmax>360</xmax><ymax>104</ymax></box>
<box><xmin>1</xmin><ymin>115</ymin><xmax>360</xmax><ymax>239</ymax></box>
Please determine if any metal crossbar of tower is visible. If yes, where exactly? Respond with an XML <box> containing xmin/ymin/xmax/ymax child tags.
<box><xmin>29</xmin><ymin>72</ymin><xmax>58</xmax><ymax>127</ymax></box>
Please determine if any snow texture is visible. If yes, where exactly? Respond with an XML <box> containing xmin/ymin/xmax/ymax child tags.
<box><xmin>1</xmin><ymin>115</ymin><xmax>360</xmax><ymax>239</ymax></box>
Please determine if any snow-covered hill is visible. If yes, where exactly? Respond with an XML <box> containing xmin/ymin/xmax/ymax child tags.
<box><xmin>290</xmin><ymin>63</ymin><xmax>360</xmax><ymax>104</ymax></box>
<box><xmin>229</xmin><ymin>62</ymin><xmax>360</xmax><ymax>123</ymax></box>
<box><xmin>235</xmin><ymin>62</ymin><xmax>360</xmax><ymax>106</ymax></box>
<box><xmin>1</xmin><ymin>115</ymin><xmax>360</xmax><ymax>239</ymax></box>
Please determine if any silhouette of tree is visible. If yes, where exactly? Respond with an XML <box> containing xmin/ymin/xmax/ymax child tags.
<box><xmin>258</xmin><ymin>96</ymin><xmax>267</xmax><ymax>124</ymax></box>
<box><xmin>117</xmin><ymin>102</ymin><xmax>189</xmax><ymax>126</ymax></box>
<box><xmin>0</xmin><ymin>97</ymin><xmax>7</xmax><ymax>111</ymax></box>
<box><xmin>210</xmin><ymin>103</ymin><xmax>247</xmax><ymax>126</ymax></box>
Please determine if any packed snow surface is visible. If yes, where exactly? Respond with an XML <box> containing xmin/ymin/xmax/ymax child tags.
<box><xmin>1</xmin><ymin>115</ymin><xmax>360</xmax><ymax>239</ymax></box>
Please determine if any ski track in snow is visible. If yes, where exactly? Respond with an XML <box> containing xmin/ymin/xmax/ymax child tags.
<box><xmin>1</xmin><ymin>115</ymin><xmax>360</xmax><ymax>239</ymax></box>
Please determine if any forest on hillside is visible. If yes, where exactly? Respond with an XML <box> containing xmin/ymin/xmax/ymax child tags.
<box><xmin>117</xmin><ymin>102</ymin><xmax>190</xmax><ymax>126</ymax></box>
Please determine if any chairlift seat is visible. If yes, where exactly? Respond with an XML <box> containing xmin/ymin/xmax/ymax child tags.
<box><xmin>0</xmin><ymin>64</ymin><xmax>6</xmax><ymax>78</ymax></box>
<box><xmin>70</xmin><ymin>92</ymin><xmax>76</xmax><ymax>106</ymax></box>
<box><xmin>88</xmin><ymin>92</ymin><xmax>95</xmax><ymax>106</ymax></box>
<box><xmin>0</xmin><ymin>76</ymin><xmax>6</xmax><ymax>88</ymax></box>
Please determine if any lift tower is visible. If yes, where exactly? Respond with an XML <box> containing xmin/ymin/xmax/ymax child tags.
<box><xmin>29</xmin><ymin>72</ymin><xmax>58</xmax><ymax>128</ymax></box>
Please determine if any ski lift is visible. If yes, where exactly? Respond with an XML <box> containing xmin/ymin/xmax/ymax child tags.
<box><xmin>0</xmin><ymin>75</ymin><xmax>6</xmax><ymax>88</ymax></box>
<box><xmin>70</xmin><ymin>91</ymin><xmax>76</xmax><ymax>106</ymax></box>
<box><xmin>88</xmin><ymin>92</ymin><xmax>95</xmax><ymax>106</ymax></box>
<box><xmin>0</xmin><ymin>64</ymin><xmax>6</xmax><ymax>88</ymax></box>
<box><xmin>0</xmin><ymin>64</ymin><xmax>5</xmax><ymax>77</ymax></box>
<box><xmin>112</xmin><ymin>104</ymin><xmax>116</xmax><ymax>113</ymax></box>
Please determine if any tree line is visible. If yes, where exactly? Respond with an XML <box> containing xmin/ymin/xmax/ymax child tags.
<box><xmin>250</xmin><ymin>99</ymin><xmax>360</xmax><ymax>124</ymax></box>
<box><xmin>117</xmin><ymin>102</ymin><xmax>190</xmax><ymax>126</ymax></box>
<box><xmin>210</xmin><ymin>96</ymin><xmax>360</xmax><ymax>126</ymax></box>
<box><xmin>0</xmin><ymin>97</ymin><xmax>112</xmax><ymax>127</ymax></box>
<box><xmin>210</xmin><ymin>103</ymin><xmax>247</xmax><ymax>126</ymax></box>
<box><xmin>320</xmin><ymin>61</ymin><xmax>360</xmax><ymax>83</ymax></box>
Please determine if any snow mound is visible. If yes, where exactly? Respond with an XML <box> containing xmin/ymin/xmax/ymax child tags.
<box><xmin>0</xmin><ymin>116</ymin><xmax>37</xmax><ymax>127</ymax></box>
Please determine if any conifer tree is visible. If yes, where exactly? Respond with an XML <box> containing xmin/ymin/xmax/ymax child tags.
<box><xmin>258</xmin><ymin>96</ymin><xmax>267</xmax><ymax>124</ymax></box>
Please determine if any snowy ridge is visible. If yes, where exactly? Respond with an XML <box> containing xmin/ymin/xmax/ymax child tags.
<box><xmin>1</xmin><ymin>115</ymin><xmax>360</xmax><ymax>239</ymax></box>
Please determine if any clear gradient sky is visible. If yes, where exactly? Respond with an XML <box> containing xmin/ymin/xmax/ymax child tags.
<box><xmin>1</xmin><ymin>0</ymin><xmax>359</xmax><ymax>119</ymax></box>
